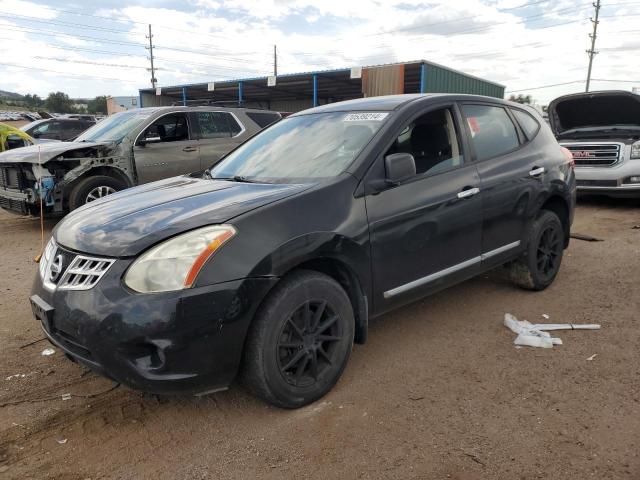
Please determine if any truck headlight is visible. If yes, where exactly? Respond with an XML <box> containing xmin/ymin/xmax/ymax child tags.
<box><xmin>124</xmin><ymin>225</ymin><xmax>236</xmax><ymax>293</ymax></box>
<box><xmin>632</xmin><ymin>141</ymin><xmax>640</xmax><ymax>159</ymax></box>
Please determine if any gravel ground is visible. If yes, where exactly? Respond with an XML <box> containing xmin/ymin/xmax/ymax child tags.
<box><xmin>0</xmin><ymin>197</ymin><xmax>639</xmax><ymax>480</ymax></box>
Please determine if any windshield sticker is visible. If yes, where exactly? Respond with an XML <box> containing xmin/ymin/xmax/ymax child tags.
<box><xmin>344</xmin><ymin>112</ymin><xmax>389</xmax><ymax>122</ymax></box>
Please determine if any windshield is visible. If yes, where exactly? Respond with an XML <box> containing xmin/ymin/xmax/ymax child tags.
<box><xmin>75</xmin><ymin>110</ymin><xmax>153</xmax><ymax>142</ymax></box>
<box><xmin>209</xmin><ymin>112</ymin><xmax>389</xmax><ymax>183</ymax></box>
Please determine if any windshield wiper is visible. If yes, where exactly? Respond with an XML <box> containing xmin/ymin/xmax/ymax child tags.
<box><xmin>211</xmin><ymin>175</ymin><xmax>259</xmax><ymax>183</ymax></box>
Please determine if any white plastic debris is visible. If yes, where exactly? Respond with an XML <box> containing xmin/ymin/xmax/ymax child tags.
<box><xmin>504</xmin><ymin>313</ymin><xmax>600</xmax><ymax>349</ymax></box>
<box><xmin>542</xmin><ymin>314</ymin><xmax>550</xmax><ymax>320</ymax></box>
<box><xmin>61</xmin><ymin>393</ymin><xmax>72</xmax><ymax>401</ymax></box>
<box><xmin>41</xmin><ymin>348</ymin><xmax>55</xmax><ymax>356</ymax></box>
<box><xmin>5</xmin><ymin>374</ymin><xmax>27</xmax><ymax>380</ymax></box>
<box><xmin>587</xmin><ymin>354</ymin><xmax>598</xmax><ymax>361</ymax></box>
<box><xmin>56</xmin><ymin>438</ymin><xmax>67</xmax><ymax>445</ymax></box>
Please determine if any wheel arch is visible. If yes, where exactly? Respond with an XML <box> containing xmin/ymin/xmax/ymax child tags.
<box><xmin>68</xmin><ymin>166</ymin><xmax>135</xmax><ymax>189</ymax></box>
<box><xmin>538</xmin><ymin>194</ymin><xmax>570</xmax><ymax>247</ymax></box>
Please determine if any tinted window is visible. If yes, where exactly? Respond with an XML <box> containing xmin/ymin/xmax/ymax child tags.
<box><xmin>228</xmin><ymin>114</ymin><xmax>242</xmax><ymax>135</ymax></box>
<box><xmin>196</xmin><ymin>112</ymin><xmax>232</xmax><ymax>138</ymax></box>
<box><xmin>386</xmin><ymin>107</ymin><xmax>463</xmax><ymax>176</ymax></box>
<box><xmin>246</xmin><ymin>111</ymin><xmax>281</xmax><ymax>128</ymax></box>
<box><xmin>512</xmin><ymin>109</ymin><xmax>540</xmax><ymax>140</ymax></box>
<box><xmin>462</xmin><ymin>105</ymin><xmax>520</xmax><ymax>161</ymax></box>
<box><xmin>143</xmin><ymin>114</ymin><xmax>189</xmax><ymax>142</ymax></box>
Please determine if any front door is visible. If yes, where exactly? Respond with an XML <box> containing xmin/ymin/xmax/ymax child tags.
<box><xmin>365</xmin><ymin>105</ymin><xmax>483</xmax><ymax>312</ymax></box>
<box><xmin>133</xmin><ymin>113</ymin><xmax>200</xmax><ymax>184</ymax></box>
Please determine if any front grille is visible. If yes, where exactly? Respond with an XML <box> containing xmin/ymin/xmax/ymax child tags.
<box><xmin>563</xmin><ymin>144</ymin><xmax>621</xmax><ymax>167</ymax></box>
<box><xmin>0</xmin><ymin>195</ymin><xmax>28</xmax><ymax>214</ymax></box>
<box><xmin>41</xmin><ymin>240</ymin><xmax>115</xmax><ymax>291</ymax></box>
<box><xmin>57</xmin><ymin>255</ymin><xmax>115</xmax><ymax>290</ymax></box>
<box><xmin>0</xmin><ymin>165</ymin><xmax>27</xmax><ymax>189</ymax></box>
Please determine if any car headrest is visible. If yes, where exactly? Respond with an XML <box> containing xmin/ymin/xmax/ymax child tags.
<box><xmin>411</xmin><ymin>123</ymin><xmax>450</xmax><ymax>156</ymax></box>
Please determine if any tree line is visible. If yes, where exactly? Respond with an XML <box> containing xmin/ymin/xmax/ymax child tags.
<box><xmin>1</xmin><ymin>91</ymin><xmax>107</xmax><ymax>114</ymax></box>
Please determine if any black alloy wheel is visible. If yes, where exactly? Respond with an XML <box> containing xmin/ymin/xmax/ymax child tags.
<box><xmin>277</xmin><ymin>300</ymin><xmax>343</xmax><ymax>388</ymax></box>
<box><xmin>242</xmin><ymin>270</ymin><xmax>354</xmax><ymax>408</ymax></box>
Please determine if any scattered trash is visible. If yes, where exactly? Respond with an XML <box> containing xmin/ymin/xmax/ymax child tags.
<box><xmin>571</xmin><ymin>233</ymin><xmax>603</xmax><ymax>242</ymax></box>
<box><xmin>5</xmin><ymin>373</ymin><xmax>27</xmax><ymax>380</ymax></box>
<box><xmin>632</xmin><ymin>225</ymin><xmax>640</xmax><ymax>230</ymax></box>
<box><xmin>587</xmin><ymin>354</ymin><xmax>598</xmax><ymax>361</ymax></box>
<box><xmin>504</xmin><ymin>313</ymin><xmax>600</xmax><ymax>348</ymax></box>
<box><xmin>542</xmin><ymin>314</ymin><xmax>550</xmax><ymax>320</ymax></box>
<box><xmin>56</xmin><ymin>438</ymin><xmax>67</xmax><ymax>445</ymax></box>
<box><xmin>61</xmin><ymin>393</ymin><xmax>72</xmax><ymax>401</ymax></box>
<box><xmin>41</xmin><ymin>348</ymin><xmax>55</xmax><ymax>356</ymax></box>
<box><xmin>408</xmin><ymin>395</ymin><xmax>425</xmax><ymax>401</ymax></box>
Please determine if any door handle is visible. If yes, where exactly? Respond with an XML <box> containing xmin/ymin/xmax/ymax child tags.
<box><xmin>457</xmin><ymin>187</ymin><xmax>480</xmax><ymax>199</ymax></box>
<box><xmin>182</xmin><ymin>146</ymin><xmax>197</xmax><ymax>152</ymax></box>
<box><xmin>529</xmin><ymin>166</ymin><xmax>545</xmax><ymax>177</ymax></box>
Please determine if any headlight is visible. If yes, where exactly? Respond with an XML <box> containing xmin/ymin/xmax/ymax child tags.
<box><xmin>631</xmin><ymin>140</ymin><xmax>640</xmax><ymax>159</ymax></box>
<box><xmin>124</xmin><ymin>225</ymin><xmax>236</xmax><ymax>293</ymax></box>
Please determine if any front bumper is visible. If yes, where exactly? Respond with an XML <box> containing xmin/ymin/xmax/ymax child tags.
<box><xmin>30</xmin><ymin>257</ymin><xmax>277</xmax><ymax>395</ymax></box>
<box><xmin>574</xmin><ymin>162</ymin><xmax>640</xmax><ymax>198</ymax></box>
<box><xmin>0</xmin><ymin>186</ymin><xmax>33</xmax><ymax>215</ymax></box>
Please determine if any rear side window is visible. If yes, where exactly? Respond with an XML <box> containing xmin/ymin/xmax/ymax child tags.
<box><xmin>245</xmin><ymin>112</ymin><xmax>281</xmax><ymax>128</ymax></box>
<box><xmin>462</xmin><ymin>104</ymin><xmax>520</xmax><ymax>161</ymax></box>
<box><xmin>512</xmin><ymin>109</ymin><xmax>540</xmax><ymax>140</ymax></box>
<box><xmin>196</xmin><ymin>112</ymin><xmax>243</xmax><ymax>138</ymax></box>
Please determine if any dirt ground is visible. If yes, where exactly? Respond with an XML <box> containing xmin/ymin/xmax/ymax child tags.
<box><xmin>0</xmin><ymin>197</ymin><xmax>639</xmax><ymax>480</ymax></box>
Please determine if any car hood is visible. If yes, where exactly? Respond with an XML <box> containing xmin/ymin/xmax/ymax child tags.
<box><xmin>0</xmin><ymin>140</ymin><xmax>113</xmax><ymax>164</ymax></box>
<box><xmin>54</xmin><ymin>175</ymin><xmax>310</xmax><ymax>257</ymax></box>
<box><xmin>548</xmin><ymin>90</ymin><xmax>640</xmax><ymax>137</ymax></box>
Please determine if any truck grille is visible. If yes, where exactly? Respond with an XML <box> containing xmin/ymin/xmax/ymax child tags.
<box><xmin>0</xmin><ymin>165</ymin><xmax>27</xmax><ymax>189</ymax></box>
<box><xmin>563</xmin><ymin>144</ymin><xmax>621</xmax><ymax>167</ymax></box>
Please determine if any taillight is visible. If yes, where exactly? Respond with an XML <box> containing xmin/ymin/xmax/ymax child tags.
<box><xmin>561</xmin><ymin>147</ymin><xmax>575</xmax><ymax>167</ymax></box>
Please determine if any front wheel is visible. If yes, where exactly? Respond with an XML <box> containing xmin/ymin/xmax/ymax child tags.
<box><xmin>510</xmin><ymin>210</ymin><xmax>565</xmax><ymax>291</ymax></box>
<box><xmin>241</xmin><ymin>270</ymin><xmax>354</xmax><ymax>408</ymax></box>
<box><xmin>68</xmin><ymin>175</ymin><xmax>126</xmax><ymax>210</ymax></box>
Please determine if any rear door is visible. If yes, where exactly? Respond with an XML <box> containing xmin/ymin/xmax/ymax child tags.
<box><xmin>460</xmin><ymin>103</ymin><xmax>546</xmax><ymax>265</ymax></box>
<box><xmin>365</xmin><ymin>103</ymin><xmax>483</xmax><ymax>312</ymax></box>
<box><xmin>192</xmin><ymin>111</ymin><xmax>246</xmax><ymax>169</ymax></box>
<box><xmin>132</xmin><ymin>112</ymin><xmax>200</xmax><ymax>184</ymax></box>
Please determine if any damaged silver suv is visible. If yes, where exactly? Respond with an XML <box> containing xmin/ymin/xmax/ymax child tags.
<box><xmin>550</xmin><ymin>90</ymin><xmax>640</xmax><ymax>198</ymax></box>
<box><xmin>0</xmin><ymin>106</ymin><xmax>281</xmax><ymax>215</ymax></box>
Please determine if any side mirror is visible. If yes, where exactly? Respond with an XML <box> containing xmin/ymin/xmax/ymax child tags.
<box><xmin>385</xmin><ymin>153</ymin><xmax>416</xmax><ymax>185</ymax></box>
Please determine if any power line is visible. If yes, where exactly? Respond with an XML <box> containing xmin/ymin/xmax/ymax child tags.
<box><xmin>0</xmin><ymin>61</ymin><xmax>138</xmax><ymax>82</ymax></box>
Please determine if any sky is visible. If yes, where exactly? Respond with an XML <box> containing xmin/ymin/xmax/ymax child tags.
<box><xmin>0</xmin><ymin>0</ymin><xmax>639</xmax><ymax>105</ymax></box>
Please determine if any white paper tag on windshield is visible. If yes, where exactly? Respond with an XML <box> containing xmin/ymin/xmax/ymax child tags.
<box><xmin>344</xmin><ymin>112</ymin><xmax>389</xmax><ymax>122</ymax></box>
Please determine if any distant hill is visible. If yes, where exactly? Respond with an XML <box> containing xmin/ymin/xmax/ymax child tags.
<box><xmin>0</xmin><ymin>90</ymin><xmax>23</xmax><ymax>99</ymax></box>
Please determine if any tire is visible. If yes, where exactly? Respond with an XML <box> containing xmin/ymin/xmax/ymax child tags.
<box><xmin>68</xmin><ymin>175</ymin><xmax>126</xmax><ymax>210</ymax></box>
<box><xmin>510</xmin><ymin>210</ymin><xmax>565</xmax><ymax>291</ymax></box>
<box><xmin>241</xmin><ymin>270</ymin><xmax>354</xmax><ymax>409</ymax></box>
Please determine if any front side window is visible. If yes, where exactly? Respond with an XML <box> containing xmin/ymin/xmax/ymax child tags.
<box><xmin>210</xmin><ymin>111</ymin><xmax>388</xmax><ymax>183</ymax></box>
<box><xmin>386</xmin><ymin>107</ymin><xmax>463</xmax><ymax>176</ymax></box>
<box><xmin>33</xmin><ymin>122</ymin><xmax>57</xmax><ymax>135</ymax></box>
<box><xmin>462</xmin><ymin>104</ymin><xmax>520</xmax><ymax>161</ymax></box>
<box><xmin>142</xmin><ymin>114</ymin><xmax>189</xmax><ymax>142</ymax></box>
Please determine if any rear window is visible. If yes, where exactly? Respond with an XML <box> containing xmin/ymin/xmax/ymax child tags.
<box><xmin>512</xmin><ymin>109</ymin><xmax>540</xmax><ymax>140</ymax></box>
<box><xmin>462</xmin><ymin>104</ymin><xmax>520</xmax><ymax>161</ymax></box>
<box><xmin>246</xmin><ymin>111</ymin><xmax>281</xmax><ymax>128</ymax></box>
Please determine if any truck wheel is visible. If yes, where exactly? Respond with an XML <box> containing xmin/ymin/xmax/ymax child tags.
<box><xmin>68</xmin><ymin>175</ymin><xmax>126</xmax><ymax>210</ymax></box>
<box><xmin>241</xmin><ymin>270</ymin><xmax>354</xmax><ymax>409</ymax></box>
<box><xmin>510</xmin><ymin>210</ymin><xmax>564</xmax><ymax>291</ymax></box>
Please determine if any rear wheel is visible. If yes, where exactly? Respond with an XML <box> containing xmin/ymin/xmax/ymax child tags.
<box><xmin>242</xmin><ymin>270</ymin><xmax>354</xmax><ymax>408</ymax></box>
<box><xmin>510</xmin><ymin>210</ymin><xmax>564</xmax><ymax>291</ymax></box>
<box><xmin>68</xmin><ymin>175</ymin><xmax>126</xmax><ymax>210</ymax></box>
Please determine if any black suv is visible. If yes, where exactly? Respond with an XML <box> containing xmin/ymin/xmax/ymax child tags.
<box><xmin>30</xmin><ymin>94</ymin><xmax>576</xmax><ymax>408</ymax></box>
<box><xmin>21</xmin><ymin>117</ymin><xmax>95</xmax><ymax>142</ymax></box>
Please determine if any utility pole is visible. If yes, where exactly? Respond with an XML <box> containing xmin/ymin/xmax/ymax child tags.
<box><xmin>273</xmin><ymin>44</ymin><xmax>278</xmax><ymax>77</ymax></box>
<box><xmin>146</xmin><ymin>24</ymin><xmax>157</xmax><ymax>89</ymax></box>
<box><xmin>585</xmin><ymin>0</ymin><xmax>601</xmax><ymax>92</ymax></box>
